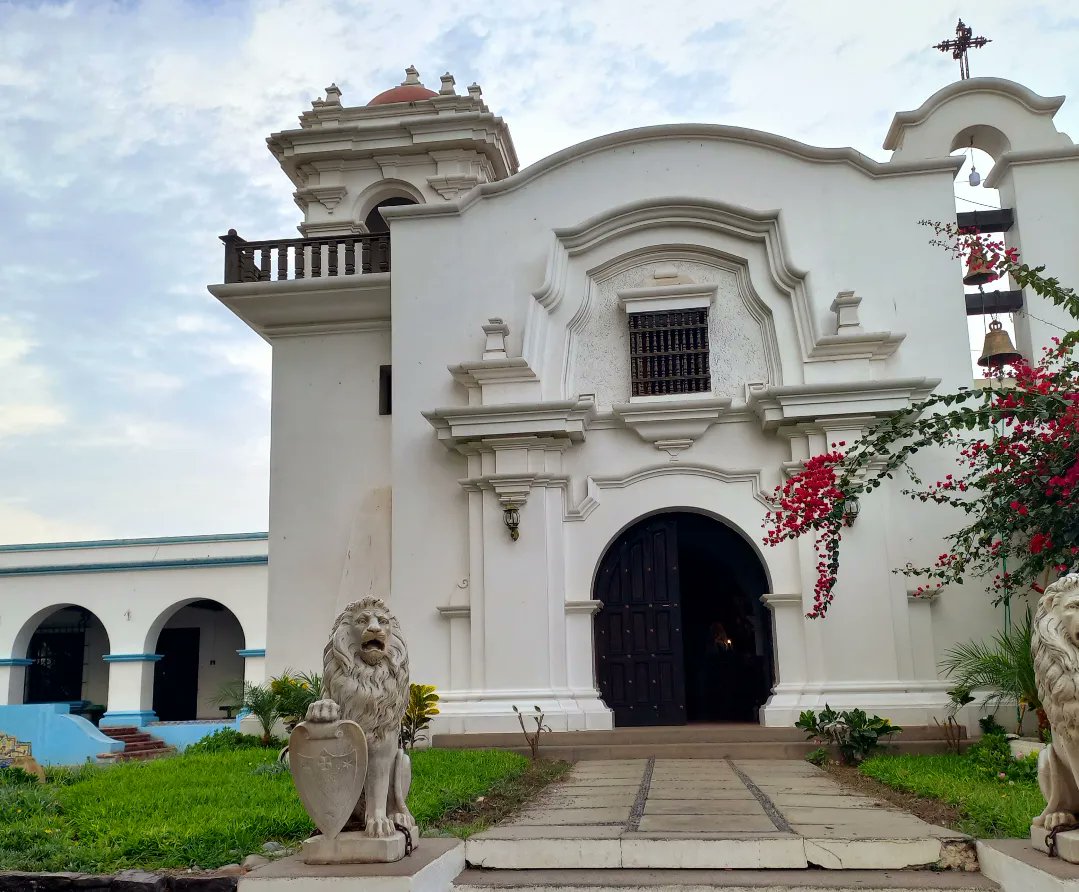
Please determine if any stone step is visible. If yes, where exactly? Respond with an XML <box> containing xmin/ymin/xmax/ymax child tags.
<box><xmin>434</xmin><ymin>725</ymin><xmax>962</xmax><ymax>750</ymax></box>
<box><xmin>439</xmin><ymin>740</ymin><xmax>957</xmax><ymax>761</ymax></box>
<box><xmin>454</xmin><ymin>868</ymin><xmax>998</xmax><ymax>891</ymax></box>
<box><xmin>115</xmin><ymin>746</ymin><xmax>176</xmax><ymax>761</ymax></box>
<box><xmin>464</xmin><ymin>831</ymin><xmax>974</xmax><ymax>871</ymax></box>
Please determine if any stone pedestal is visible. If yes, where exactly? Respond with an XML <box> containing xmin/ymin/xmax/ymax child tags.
<box><xmin>239</xmin><ymin>838</ymin><xmax>463</xmax><ymax>892</ymax></box>
<box><xmin>1031</xmin><ymin>822</ymin><xmax>1079</xmax><ymax>863</ymax></box>
<box><xmin>302</xmin><ymin>831</ymin><xmax>407</xmax><ymax>864</ymax></box>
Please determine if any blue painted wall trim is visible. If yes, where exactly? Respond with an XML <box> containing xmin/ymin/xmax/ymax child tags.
<box><xmin>103</xmin><ymin>653</ymin><xmax>163</xmax><ymax>663</ymax></box>
<box><xmin>0</xmin><ymin>703</ymin><xmax>122</xmax><ymax>765</ymax></box>
<box><xmin>0</xmin><ymin>658</ymin><xmax>33</xmax><ymax>667</ymax></box>
<box><xmin>101</xmin><ymin>710</ymin><xmax>157</xmax><ymax>727</ymax></box>
<box><xmin>0</xmin><ymin>554</ymin><xmax>267</xmax><ymax>577</ymax></box>
<box><xmin>0</xmin><ymin>532</ymin><xmax>268</xmax><ymax>553</ymax></box>
<box><xmin>236</xmin><ymin>648</ymin><xmax>266</xmax><ymax>658</ymax></box>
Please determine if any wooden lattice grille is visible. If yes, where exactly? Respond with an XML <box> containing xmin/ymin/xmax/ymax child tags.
<box><xmin>628</xmin><ymin>309</ymin><xmax>711</xmax><ymax>397</ymax></box>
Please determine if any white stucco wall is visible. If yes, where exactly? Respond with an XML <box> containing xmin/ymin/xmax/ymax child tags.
<box><xmin>0</xmin><ymin>534</ymin><xmax>268</xmax><ymax>721</ymax></box>
<box><xmin>210</xmin><ymin>76</ymin><xmax>1078</xmax><ymax>733</ymax></box>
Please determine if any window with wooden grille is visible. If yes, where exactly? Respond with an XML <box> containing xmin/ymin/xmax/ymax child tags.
<box><xmin>628</xmin><ymin>309</ymin><xmax>710</xmax><ymax>397</ymax></box>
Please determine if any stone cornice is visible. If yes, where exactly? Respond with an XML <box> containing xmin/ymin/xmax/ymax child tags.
<box><xmin>422</xmin><ymin>398</ymin><xmax>596</xmax><ymax>449</ymax></box>
<box><xmin>448</xmin><ymin>358</ymin><xmax>538</xmax><ymax>390</ymax></box>
<box><xmin>268</xmin><ymin>109</ymin><xmax>518</xmax><ymax>188</ymax></box>
<box><xmin>382</xmin><ymin>124</ymin><xmax>965</xmax><ymax>223</ymax></box>
<box><xmin>747</xmin><ymin>378</ymin><xmax>939</xmax><ymax>431</ymax></box>
<box><xmin>208</xmin><ymin>274</ymin><xmax>390</xmax><ymax>341</ymax></box>
<box><xmin>984</xmin><ymin>145</ymin><xmax>1079</xmax><ymax>188</ymax></box>
<box><xmin>884</xmin><ymin>78</ymin><xmax>1066</xmax><ymax>151</ymax></box>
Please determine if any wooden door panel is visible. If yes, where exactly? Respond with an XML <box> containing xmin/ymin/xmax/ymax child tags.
<box><xmin>594</xmin><ymin>517</ymin><xmax>686</xmax><ymax>726</ymax></box>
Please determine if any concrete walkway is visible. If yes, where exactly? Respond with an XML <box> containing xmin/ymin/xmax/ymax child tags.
<box><xmin>466</xmin><ymin>759</ymin><xmax>972</xmax><ymax>871</ymax></box>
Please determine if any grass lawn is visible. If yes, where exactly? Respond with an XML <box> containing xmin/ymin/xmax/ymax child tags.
<box><xmin>859</xmin><ymin>753</ymin><xmax>1044</xmax><ymax>838</ymax></box>
<box><xmin>0</xmin><ymin>748</ymin><xmax>557</xmax><ymax>874</ymax></box>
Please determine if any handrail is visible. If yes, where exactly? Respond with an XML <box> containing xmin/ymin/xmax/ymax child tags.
<box><xmin>220</xmin><ymin>229</ymin><xmax>390</xmax><ymax>284</ymax></box>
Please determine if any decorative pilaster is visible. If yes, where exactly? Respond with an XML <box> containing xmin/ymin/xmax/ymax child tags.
<box><xmin>101</xmin><ymin>653</ymin><xmax>161</xmax><ymax>727</ymax></box>
<box><xmin>0</xmin><ymin>658</ymin><xmax>33</xmax><ymax>706</ymax></box>
<box><xmin>237</xmin><ymin>648</ymin><xmax>267</xmax><ymax>686</ymax></box>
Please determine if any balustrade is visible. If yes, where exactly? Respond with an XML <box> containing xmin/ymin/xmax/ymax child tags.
<box><xmin>220</xmin><ymin>230</ymin><xmax>390</xmax><ymax>284</ymax></box>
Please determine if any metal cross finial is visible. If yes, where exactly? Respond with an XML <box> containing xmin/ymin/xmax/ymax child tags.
<box><xmin>934</xmin><ymin>19</ymin><xmax>991</xmax><ymax>80</ymax></box>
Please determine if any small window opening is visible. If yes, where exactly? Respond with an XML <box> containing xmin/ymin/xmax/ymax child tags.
<box><xmin>379</xmin><ymin>365</ymin><xmax>392</xmax><ymax>415</ymax></box>
<box><xmin>629</xmin><ymin>310</ymin><xmax>710</xmax><ymax>397</ymax></box>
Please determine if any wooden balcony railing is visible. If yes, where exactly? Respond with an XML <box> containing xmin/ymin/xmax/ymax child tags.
<box><xmin>220</xmin><ymin>230</ymin><xmax>390</xmax><ymax>284</ymax></box>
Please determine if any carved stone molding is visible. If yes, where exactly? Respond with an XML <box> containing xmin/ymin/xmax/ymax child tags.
<box><xmin>612</xmin><ymin>397</ymin><xmax>732</xmax><ymax>457</ymax></box>
<box><xmin>294</xmin><ymin>185</ymin><xmax>348</xmax><ymax>215</ymax></box>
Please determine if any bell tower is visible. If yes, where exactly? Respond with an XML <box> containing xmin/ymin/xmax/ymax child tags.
<box><xmin>268</xmin><ymin>67</ymin><xmax>519</xmax><ymax>237</ymax></box>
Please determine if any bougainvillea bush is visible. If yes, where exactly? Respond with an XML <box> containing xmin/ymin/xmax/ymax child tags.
<box><xmin>764</xmin><ymin>223</ymin><xmax>1079</xmax><ymax>618</ymax></box>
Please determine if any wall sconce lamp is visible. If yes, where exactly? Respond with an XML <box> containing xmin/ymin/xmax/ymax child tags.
<box><xmin>503</xmin><ymin>505</ymin><xmax>521</xmax><ymax>541</ymax></box>
<box><xmin>842</xmin><ymin>497</ymin><xmax>861</xmax><ymax>527</ymax></box>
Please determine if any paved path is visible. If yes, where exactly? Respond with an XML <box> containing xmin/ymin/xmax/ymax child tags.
<box><xmin>466</xmin><ymin>759</ymin><xmax>971</xmax><ymax>870</ymax></box>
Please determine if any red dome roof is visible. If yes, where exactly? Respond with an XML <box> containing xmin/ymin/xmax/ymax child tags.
<box><xmin>367</xmin><ymin>84</ymin><xmax>438</xmax><ymax>106</ymax></box>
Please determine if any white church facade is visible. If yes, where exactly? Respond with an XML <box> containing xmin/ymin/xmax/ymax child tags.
<box><xmin>3</xmin><ymin>71</ymin><xmax>1077</xmax><ymax>740</ymax></box>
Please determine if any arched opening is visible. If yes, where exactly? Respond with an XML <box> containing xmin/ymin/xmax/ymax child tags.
<box><xmin>149</xmin><ymin>600</ymin><xmax>246</xmax><ymax>722</ymax></box>
<box><xmin>950</xmin><ymin>137</ymin><xmax>1018</xmax><ymax>377</ymax></box>
<box><xmin>22</xmin><ymin>607</ymin><xmax>110</xmax><ymax>718</ymax></box>
<box><xmin>364</xmin><ymin>197</ymin><xmax>417</xmax><ymax>234</ymax></box>
<box><xmin>593</xmin><ymin>512</ymin><xmax>773</xmax><ymax>727</ymax></box>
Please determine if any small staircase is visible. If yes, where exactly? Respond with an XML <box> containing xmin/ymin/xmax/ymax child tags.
<box><xmin>433</xmin><ymin>724</ymin><xmax>964</xmax><ymax>761</ymax></box>
<box><xmin>98</xmin><ymin>726</ymin><xmax>175</xmax><ymax>762</ymax></box>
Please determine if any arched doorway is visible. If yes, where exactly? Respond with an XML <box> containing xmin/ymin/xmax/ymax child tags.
<box><xmin>593</xmin><ymin>512</ymin><xmax>773</xmax><ymax>726</ymax></box>
<box><xmin>23</xmin><ymin>607</ymin><xmax>110</xmax><ymax>714</ymax></box>
<box><xmin>150</xmin><ymin>600</ymin><xmax>246</xmax><ymax>721</ymax></box>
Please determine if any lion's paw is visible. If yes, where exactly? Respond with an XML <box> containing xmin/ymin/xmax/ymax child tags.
<box><xmin>305</xmin><ymin>699</ymin><xmax>340</xmax><ymax>723</ymax></box>
<box><xmin>365</xmin><ymin>815</ymin><xmax>397</xmax><ymax>838</ymax></box>
<box><xmin>391</xmin><ymin>811</ymin><xmax>417</xmax><ymax>831</ymax></box>
<box><xmin>1045</xmin><ymin>811</ymin><xmax>1078</xmax><ymax>831</ymax></box>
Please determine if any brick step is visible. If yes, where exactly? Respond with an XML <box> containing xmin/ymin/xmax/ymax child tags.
<box><xmin>440</xmin><ymin>739</ymin><xmax>960</xmax><ymax>761</ymax></box>
<box><xmin>105</xmin><ymin>733</ymin><xmax>154</xmax><ymax>745</ymax></box>
<box><xmin>117</xmin><ymin>740</ymin><xmax>170</xmax><ymax>753</ymax></box>
<box><xmin>453</xmin><ymin>868</ymin><xmax>998</xmax><ymax>891</ymax></box>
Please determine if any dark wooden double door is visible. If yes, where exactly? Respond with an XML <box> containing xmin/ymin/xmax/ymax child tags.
<box><xmin>593</xmin><ymin>517</ymin><xmax>686</xmax><ymax>726</ymax></box>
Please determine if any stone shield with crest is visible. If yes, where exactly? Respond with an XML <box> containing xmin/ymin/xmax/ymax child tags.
<box><xmin>289</xmin><ymin>720</ymin><xmax>368</xmax><ymax>840</ymax></box>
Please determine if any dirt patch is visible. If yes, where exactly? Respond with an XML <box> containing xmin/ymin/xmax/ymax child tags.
<box><xmin>428</xmin><ymin>759</ymin><xmax>572</xmax><ymax>838</ymax></box>
<box><xmin>824</xmin><ymin>762</ymin><xmax>966</xmax><ymax>833</ymax></box>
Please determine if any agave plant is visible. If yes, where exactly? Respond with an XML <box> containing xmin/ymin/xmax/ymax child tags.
<box><xmin>940</xmin><ymin>609</ymin><xmax>1042</xmax><ymax>735</ymax></box>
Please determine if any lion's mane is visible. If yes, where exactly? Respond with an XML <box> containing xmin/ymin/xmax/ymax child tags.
<box><xmin>1033</xmin><ymin>574</ymin><xmax>1079</xmax><ymax>735</ymax></box>
<box><xmin>321</xmin><ymin>596</ymin><xmax>409</xmax><ymax>742</ymax></box>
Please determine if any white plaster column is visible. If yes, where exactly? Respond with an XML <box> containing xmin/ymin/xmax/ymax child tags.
<box><xmin>0</xmin><ymin>659</ymin><xmax>32</xmax><ymax>705</ymax></box>
<box><xmin>907</xmin><ymin>594</ymin><xmax>939</xmax><ymax>680</ymax></box>
<box><xmin>101</xmin><ymin>654</ymin><xmax>161</xmax><ymax>727</ymax></box>
<box><xmin>238</xmin><ymin>648</ymin><xmax>267</xmax><ymax>686</ymax></box>
<box><xmin>760</xmin><ymin>593</ymin><xmax>808</xmax><ymax>724</ymax></box>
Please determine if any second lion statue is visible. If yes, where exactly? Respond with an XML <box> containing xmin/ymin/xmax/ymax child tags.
<box><xmin>304</xmin><ymin>596</ymin><xmax>418</xmax><ymax>839</ymax></box>
<box><xmin>1032</xmin><ymin>573</ymin><xmax>1079</xmax><ymax>833</ymax></box>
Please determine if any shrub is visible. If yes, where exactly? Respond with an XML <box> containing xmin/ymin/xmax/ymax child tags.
<box><xmin>941</xmin><ymin>611</ymin><xmax>1041</xmax><ymax>735</ymax></box>
<box><xmin>795</xmin><ymin>705</ymin><xmax>901</xmax><ymax>765</ymax></box>
<box><xmin>0</xmin><ymin>766</ymin><xmax>39</xmax><ymax>786</ymax></box>
<box><xmin>805</xmin><ymin>747</ymin><xmax>829</xmax><ymax>767</ymax></box>
<box><xmin>271</xmin><ymin>670</ymin><xmax>323</xmax><ymax>732</ymax></box>
<box><xmin>400</xmin><ymin>684</ymin><xmax>440</xmax><ymax>751</ymax></box>
<box><xmin>185</xmin><ymin>728</ymin><xmax>283</xmax><ymax>755</ymax></box>
<box><xmin>966</xmin><ymin>731</ymin><xmax>1039</xmax><ymax>784</ymax></box>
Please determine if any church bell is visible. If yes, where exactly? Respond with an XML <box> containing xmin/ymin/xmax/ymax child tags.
<box><xmin>963</xmin><ymin>250</ymin><xmax>998</xmax><ymax>287</ymax></box>
<box><xmin>977</xmin><ymin>319</ymin><xmax>1022</xmax><ymax>368</ymax></box>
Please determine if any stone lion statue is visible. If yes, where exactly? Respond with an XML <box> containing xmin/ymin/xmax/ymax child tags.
<box><xmin>1032</xmin><ymin>574</ymin><xmax>1079</xmax><ymax>832</ymax></box>
<box><xmin>305</xmin><ymin>596</ymin><xmax>416</xmax><ymax>838</ymax></box>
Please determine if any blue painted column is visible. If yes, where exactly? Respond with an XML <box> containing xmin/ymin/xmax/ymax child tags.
<box><xmin>100</xmin><ymin>653</ymin><xmax>162</xmax><ymax>727</ymax></box>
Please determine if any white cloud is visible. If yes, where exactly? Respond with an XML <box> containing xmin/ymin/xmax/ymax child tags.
<box><xmin>0</xmin><ymin>0</ymin><xmax>1077</xmax><ymax>542</ymax></box>
<box><xmin>0</xmin><ymin>319</ymin><xmax>67</xmax><ymax>441</ymax></box>
<box><xmin>0</xmin><ymin>502</ymin><xmax>103</xmax><ymax>545</ymax></box>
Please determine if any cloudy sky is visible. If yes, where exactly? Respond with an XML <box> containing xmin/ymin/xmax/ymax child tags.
<box><xmin>1</xmin><ymin>0</ymin><xmax>1077</xmax><ymax>544</ymax></box>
